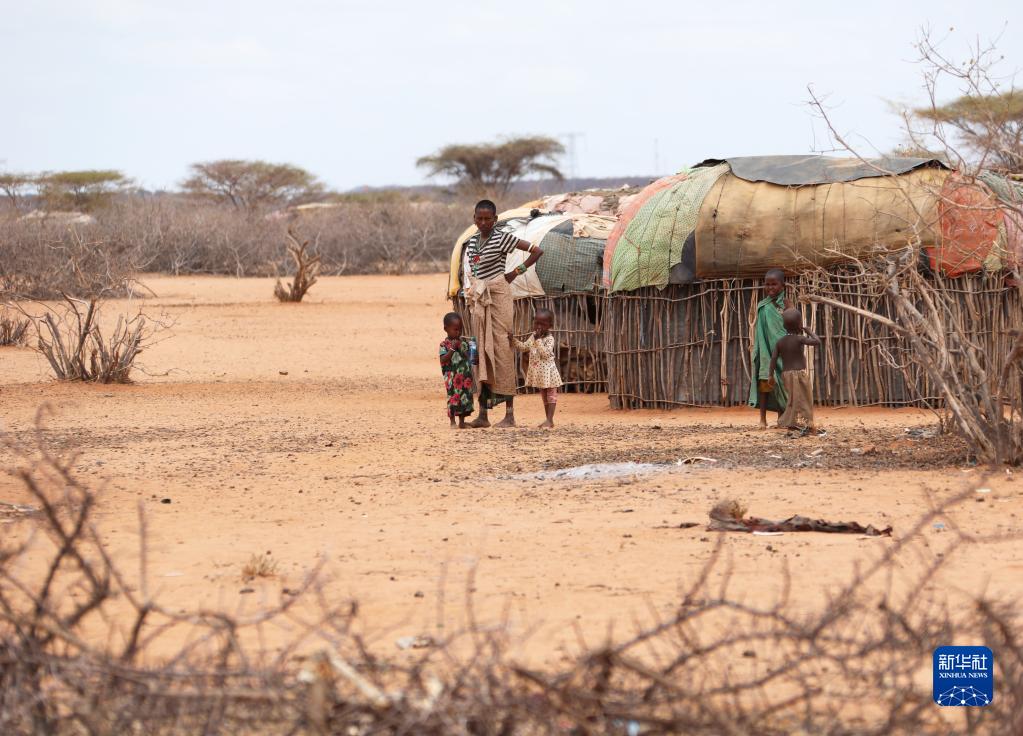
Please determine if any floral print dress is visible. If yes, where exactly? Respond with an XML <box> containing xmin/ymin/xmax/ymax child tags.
<box><xmin>439</xmin><ymin>338</ymin><xmax>474</xmax><ymax>417</ymax></box>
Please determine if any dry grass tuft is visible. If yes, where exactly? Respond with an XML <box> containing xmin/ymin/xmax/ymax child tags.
<box><xmin>0</xmin><ymin>312</ymin><xmax>30</xmax><ymax>346</ymax></box>
<box><xmin>241</xmin><ymin>552</ymin><xmax>279</xmax><ymax>580</ymax></box>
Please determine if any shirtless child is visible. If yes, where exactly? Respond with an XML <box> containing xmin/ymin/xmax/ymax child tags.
<box><xmin>768</xmin><ymin>309</ymin><xmax>822</xmax><ymax>432</ymax></box>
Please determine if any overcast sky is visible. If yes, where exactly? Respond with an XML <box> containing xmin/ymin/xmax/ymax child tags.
<box><xmin>1</xmin><ymin>1</ymin><xmax>1020</xmax><ymax>192</ymax></box>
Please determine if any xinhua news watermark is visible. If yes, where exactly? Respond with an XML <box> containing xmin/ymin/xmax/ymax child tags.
<box><xmin>933</xmin><ymin>646</ymin><xmax>994</xmax><ymax>706</ymax></box>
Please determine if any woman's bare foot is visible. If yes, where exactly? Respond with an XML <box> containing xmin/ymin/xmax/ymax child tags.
<box><xmin>538</xmin><ymin>420</ymin><xmax>554</xmax><ymax>429</ymax></box>
<box><xmin>758</xmin><ymin>421</ymin><xmax>768</xmax><ymax>430</ymax></box>
<box><xmin>494</xmin><ymin>415</ymin><xmax>516</xmax><ymax>428</ymax></box>
<box><xmin>468</xmin><ymin>417</ymin><xmax>491</xmax><ymax>429</ymax></box>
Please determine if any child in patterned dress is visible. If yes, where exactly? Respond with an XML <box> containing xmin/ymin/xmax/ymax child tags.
<box><xmin>510</xmin><ymin>308</ymin><xmax>562</xmax><ymax>429</ymax></box>
<box><xmin>439</xmin><ymin>312</ymin><xmax>474</xmax><ymax>428</ymax></box>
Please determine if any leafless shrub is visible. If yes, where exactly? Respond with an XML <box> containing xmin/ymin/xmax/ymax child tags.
<box><xmin>31</xmin><ymin>297</ymin><xmax>156</xmax><ymax>383</ymax></box>
<box><xmin>0</xmin><ymin>310</ymin><xmax>29</xmax><ymax>346</ymax></box>
<box><xmin>0</xmin><ymin>195</ymin><xmax>465</xmax><ymax>298</ymax></box>
<box><xmin>1</xmin><ymin>419</ymin><xmax>1020</xmax><ymax>734</ymax></box>
<box><xmin>0</xmin><ymin>219</ymin><xmax>137</xmax><ymax>299</ymax></box>
<box><xmin>805</xmin><ymin>30</ymin><xmax>1023</xmax><ymax>465</ymax></box>
<box><xmin>103</xmin><ymin>195</ymin><xmax>464</xmax><ymax>277</ymax></box>
<box><xmin>274</xmin><ymin>229</ymin><xmax>320</xmax><ymax>302</ymax></box>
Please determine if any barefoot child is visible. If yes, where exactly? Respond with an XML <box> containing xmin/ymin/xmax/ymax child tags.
<box><xmin>439</xmin><ymin>312</ymin><xmax>474</xmax><ymax>428</ymax></box>
<box><xmin>768</xmin><ymin>308</ymin><xmax>821</xmax><ymax>432</ymax></box>
<box><xmin>748</xmin><ymin>268</ymin><xmax>791</xmax><ymax>429</ymax></box>
<box><xmin>510</xmin><ymin>308</ymin><xmax>562</xmax><ymax>428</ymax></box>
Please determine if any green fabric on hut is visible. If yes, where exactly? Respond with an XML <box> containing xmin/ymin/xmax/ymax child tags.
<box><xmin>534</xmin><ymin>230</ymin><xmax>605</xmax><ymax>294</ymax></box>
<box><xmin>609</xmin><ymin>164</ymin><xmax>728</xmax><ymax>293</ymax></box>
<box><xmin>747</xmin><ymin>292</ymin><xmax>788</xmax><ymax>411</ymax></box>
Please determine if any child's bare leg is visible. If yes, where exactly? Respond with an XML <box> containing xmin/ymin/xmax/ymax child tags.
<box><xmin>538</xmin><ymin>389</ymin><xmax>556</xmax><ymax>428</ymax></box>
<box><xmin>540</xmin><ymin>402</ymin><xmax>555</xmax><ymax>429</ymax></box>
<box><xmin>458</xmin><ymin>415</ymin><xmax>467</xmax><ymax>429</ymax></box>
<box><xmin>449</xmin><ymin>410</ymin><xmax>457</xmax><ymax>428</ymax></box>
<box><xmin>495</xmin><ymin>397</ymin><xmax>515</xmax><ymax>428</ymax></box>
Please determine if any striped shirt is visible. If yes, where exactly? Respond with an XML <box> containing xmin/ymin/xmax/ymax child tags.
<box><xmin>465</xmin><ymin>228</ymin><xmax>520</xmax><ymax>281</ymax></box>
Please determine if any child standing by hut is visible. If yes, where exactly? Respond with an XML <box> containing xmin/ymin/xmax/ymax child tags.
<box><xmin>768</xmin><ymin>308</ymin><xmax>822</xmax><ymax>432</ymax></box>
<box><xmin>511</xmin><ymin>308</ymin><xmax>562</xmax><ymax>429</ymax></box>
<box><xmin>439</xmin><ymin>312</ymin><xmax>474</xmax><ymax>428</ymax></box>
<box><xmin>748</xmin><ymin>268</ymin><xmax>791</xmax><ymax>428</ymax></box>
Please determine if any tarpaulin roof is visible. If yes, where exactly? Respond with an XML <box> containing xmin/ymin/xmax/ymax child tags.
<box><xmin>602</xmin><ymin>165</ymin><xmax>729</xmax><ymax>292</ymax></box>
<box><xmin>693</xmin><ymin>155</ymin><xmax>948</xmax><ymax>186</ymax></box>
<box><xmin>541</xmin><ymin>186</ymin><xmax>642</xmax><ymax>217</ymax></box>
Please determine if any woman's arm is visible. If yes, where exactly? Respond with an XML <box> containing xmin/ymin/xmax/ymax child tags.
<box><xmin>504</xmin><ymin>241</ymin><xmax>543</xmax><ymax>283</ymax></box>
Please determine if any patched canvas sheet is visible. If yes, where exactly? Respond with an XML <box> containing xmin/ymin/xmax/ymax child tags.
<box><xmin>694</xmin><ymin>168</ymin><xmax>947</xmax><ymax>278</ymax></box>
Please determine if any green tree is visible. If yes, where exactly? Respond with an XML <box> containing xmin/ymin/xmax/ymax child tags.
<box><xmin>182</xmin><ymin>160</ymin><xmax>325</xmax><ymax>209</ymax></box>
<box><xmin>416</xmin><ymin>136</ymin><xmax>565</xmax><ymax>196</ymax></box>
<box><xmin>913</xmin><ymin>91</ymin><xmax>1023</xmax><ymax>173</ymax></box>
<box><xmin>37</xmin><ymin>170</ymin><xmax>129</xmax><ymax>211</ymax></box>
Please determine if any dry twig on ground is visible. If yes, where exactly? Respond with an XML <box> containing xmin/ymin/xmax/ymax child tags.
<box><xmin>274</xmin><ymin>228</ymin><xmax>321</xmax><ymax>302</ymax></box>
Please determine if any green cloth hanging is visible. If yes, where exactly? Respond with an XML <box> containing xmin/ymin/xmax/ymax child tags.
<box><xmin>747</xmin><ymin>291</ymin><xmax>788</xmax><ymax>411</ymax></box>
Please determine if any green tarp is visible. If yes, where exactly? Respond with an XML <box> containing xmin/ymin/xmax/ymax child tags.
<box><xmin>608</xmin><ymin>164</ymin><xmax>728</xmax><ymax>292</ymax></box>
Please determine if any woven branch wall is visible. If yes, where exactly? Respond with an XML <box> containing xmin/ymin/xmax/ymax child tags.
<box><xmin>452</xmin><ymin>293</ymin><xmax>607</xmax><ymax>393</ymax></box>
<box><xmin>605</xmin><ymin>271</ymin><xmax>1020</xmax><ymax>409</ymax></box>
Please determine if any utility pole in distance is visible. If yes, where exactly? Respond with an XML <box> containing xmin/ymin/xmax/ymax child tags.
<box><xmin>560</xmin><ymin>132</ymin><xmax>583</xmax><ymax>184</ymax></box>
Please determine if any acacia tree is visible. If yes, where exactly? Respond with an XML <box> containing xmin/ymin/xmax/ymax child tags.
<box><xmin>182</xmin><ymin>160</ymin><xmax>325</xmax><ymax>209</ymax></box>
<box><xmin>416</xmin><ymin>135</ymin><xmax>565</xmax><ymax>196</ymax></box>
<box><xmin>912</xmin><ymin>91</ymin><xmax>1023</xmax><ymax>173</ymax></box>
<box><xmin>0</xmin><ymin>172</ymin><xmax>35</xmax><ymax>213</ymax></box>
<box><xmin>37</xmin><ymin>170</ymin><xmax>129</xmax><ymax>211</ymax></box>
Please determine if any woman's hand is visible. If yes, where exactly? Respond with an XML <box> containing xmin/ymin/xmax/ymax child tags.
<box><xmin>504</xmin><ymin>271</ymin><xmax>516</xmax><ymax>283</ymax></box>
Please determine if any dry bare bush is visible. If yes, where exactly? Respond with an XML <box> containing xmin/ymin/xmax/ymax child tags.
<box><xmin>0</xmin><ymin>310</ymin><xmax>29</xmax><ymax>346</ymax></box>
<box><xmin>0</xmin><ymin>219</ymin><xmax>137</xmax><ymax>299</ymax></box>
<box><xmin>804</xmin><ymin>30</ymin><xmax>1023</xmax><ymax>465</ymax></box>
<box><xmin>102</xmin><ymin>195</ymin><xmax>464</xmax><ymax>277</ymax></box>
<box><xmin>274</xmin><ymin>229</ymin><xmax>320</xmax><ymax>302</ymax></box>
<box><xmin>30</xmin><ymin>297</ymin><xmax>156</xmax><ymax>383</ymax></box>
<box><xmin>1</xmin><ymin>419</ymin><xmax>1021</xmax><ymax>734</ymax></box>
<box><xmin>0</xmin><ymin>194</ymin><xmax>464</xmax><ymax>297</ymax></box>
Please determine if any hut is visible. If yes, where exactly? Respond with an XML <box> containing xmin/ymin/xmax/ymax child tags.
<box><xmin>602</xmin><ymin>155</ymin><xmax>1023</xmax><ymax>409</ymax></box>
<box><xmin>448</xmin><ymin>208</ymin><xmax>615</xmax><ymax>392</ymax></box>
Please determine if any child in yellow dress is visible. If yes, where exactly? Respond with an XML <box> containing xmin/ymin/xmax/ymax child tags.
<box><xmin>510</xmin><ymin>308</ymin><xmax>562</xmax><ymax>429</ymax></box>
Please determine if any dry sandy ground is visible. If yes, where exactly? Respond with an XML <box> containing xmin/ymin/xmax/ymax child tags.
<box><xmin>1</xmin><ymin>274</ymin><xmax>1021</xmax><ymax>672</ymax></box>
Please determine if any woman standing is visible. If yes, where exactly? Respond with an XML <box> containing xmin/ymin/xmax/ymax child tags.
<box><xmin>463</xmin><ymin>199</ymin><xmax>543</xmax><ymax>428</ymax></box>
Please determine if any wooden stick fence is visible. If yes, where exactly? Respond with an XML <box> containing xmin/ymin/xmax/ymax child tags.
<box><xmin>452</xmin><ymin>292</ymin><xmax>607</xmax><ymax>393</ymax></box>
<box><xmin>605</xmin><ymin>271</ymin><xmax>1021</xmax><ymax>409</ymax></box>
